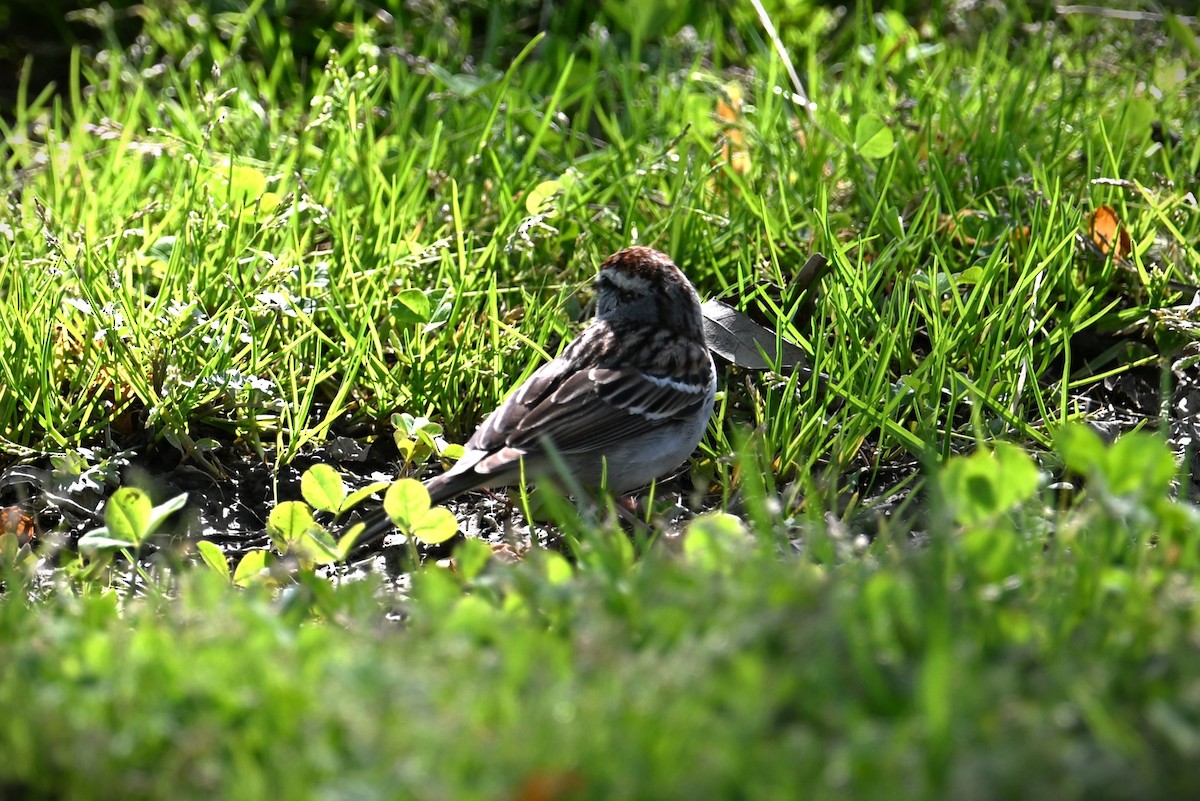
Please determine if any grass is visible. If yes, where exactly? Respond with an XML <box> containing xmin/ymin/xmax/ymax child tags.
<box><xmin>8</xmin><ymin>2</ymin><xmax>1192</xmax><ymax>479</ymax></box>
<box><xmin>5</xmin><ymin>430</ymin><xmax>1200</xmax><ymax>800</ymax></box>
<box><xmin>3</xmin><ymin>0</ymin><xmax>1200</xmax><ymax>798</ymax></box>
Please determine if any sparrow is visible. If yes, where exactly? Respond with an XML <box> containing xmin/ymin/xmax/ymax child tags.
<box><xmin>352</xmin><ymin>246</ymin><xmax>717</xmax><ymax>547</ymax></box>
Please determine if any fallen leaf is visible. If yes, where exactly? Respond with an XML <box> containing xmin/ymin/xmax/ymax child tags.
<box><xmin>510</xmin><ymin>771</ymin><xmax>585</xmax><ymax>801</ymax></box>
<box><xmin>1</xmin><ymin>505</ymin><xmax>36</xmax><ymax>545</ymax></box>
<box><xmin>716</xmin><ymin>82</ymin><xmax>750</xmax><ymax>175</ymax></box>
<box><xmin>1010</xmin><ymin>225</ymin><xmax>1031</xmax><ymax>256</ymax></box>
<box><xmin>1089</xmin><ymin>206</ymin><xmax>1132</xmax><ymax>259</ymax></box>
<box><xmin>716</xmin><ymin>87</ymin><xmax>740</xmax><ymax>125</ymax></box>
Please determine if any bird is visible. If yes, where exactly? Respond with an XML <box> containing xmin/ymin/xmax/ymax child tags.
<box><xmin>351</xmin><ymin>246</ymin><xmax>717</xmax><ymax>548</ymax></box>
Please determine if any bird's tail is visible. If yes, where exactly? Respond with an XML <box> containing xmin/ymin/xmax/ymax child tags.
<box><xmin>345</xmin><ymin>508</ymin><xmax>395</xmax><ymax>551</ymax></box>
<box><xmin>346</xmin><ymin>473</ymin><xmax>467</xmax><ymax>551</ymax></box>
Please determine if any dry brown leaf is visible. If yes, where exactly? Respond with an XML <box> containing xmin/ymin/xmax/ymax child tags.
<box><xmin>716</xmin><ymin>92</ymin><xmax>739</xmax><ymax>125</ymax></box>
<box><xmin>509</xmin><ymin>771</ymin><xmax>585</xmax><ymax>801</ymax></box>
<box><xmin>1</xmin><ymin>505</ymin><xmax>36</xmax><ymax>545</ymax></box>
<box><xmin>1088</xmin><ymin>205</ymin><xmax>1132</xmax><ymax>259</ymax></box>
<box><xmin>716</xmin><ymin>82</ymin><xmax>750</xmax><ymax>176</ymax></box>
<box><xmin>110</xmin><ymin>407</ymin><xmax>138</xmax><ymax>437</ymax></box>
<box><xmin>791</xmin><ymin>118</ymin><xmax>808</xmax><ymax>149</ymax></box>
<box><xmin>1010</xmin><ymin>225</ymin><xmax>1031</xmax><ymax>255</ymax></box>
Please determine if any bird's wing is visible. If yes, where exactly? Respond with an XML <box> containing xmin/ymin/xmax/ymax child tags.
<box><xmin>363</xmin><ymin>357</ymin><xmax>711</xmax><ymax>522</ymax></box>
<box><xmin>470</xmin><ymin>364</ymin><xmax>711</xmax><ymax>459</ymax></box>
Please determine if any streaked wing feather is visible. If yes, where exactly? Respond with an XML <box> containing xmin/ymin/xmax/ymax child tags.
<box><xmin>463</xmin><ymin>358</ymin><xmax>573</xmax><ymax>452</ymax></box>
<box><xmin>507</xmin><ymin>368</ymin><xmax>709</xmax><ymax>455</ymax></box>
